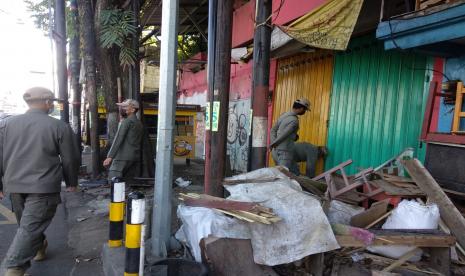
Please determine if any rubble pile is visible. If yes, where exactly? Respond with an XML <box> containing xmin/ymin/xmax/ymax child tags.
<box><xmin>174</xmin><ymin>149</ymin><xmax>465</xmax><ymax>275</ymax></box>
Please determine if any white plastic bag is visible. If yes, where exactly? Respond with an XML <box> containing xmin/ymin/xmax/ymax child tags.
<box><xmin>368</xmin><ymin>200</ymin><xmax>439</xmax><ymax>262</ymax></box>
<box><xmin>327</xmin><ymin>200</ymin><xmax>364</xmax><ymax>225</ymax></box>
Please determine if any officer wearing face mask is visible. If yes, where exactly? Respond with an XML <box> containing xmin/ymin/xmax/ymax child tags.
<box><xmin>103</xmin><ymin>99</ymin><xmax>143</xmax><ymax>180</ymax></box>
<box><xmin>0</xmin><ymin>87</ymin><xmax>79</xmax><ymax>276</ymax></box>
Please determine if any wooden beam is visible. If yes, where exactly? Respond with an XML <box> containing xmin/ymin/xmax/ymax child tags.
<box><xmin>421</xmin><ymin>81</ymin><xmax>438</xmax><ymax>140</ymax></box>
<box><xmin>402</xmin><ymin>159</ymin><xmax>465</xmax><ymax>249</ymax></box>
<box><xmin>336</xmin><ymin>234</ymin><xmax>455</xmax><ymax>247</ymax></box>
<box><xmin>425</xmin><ymin>132</ymin><xmax>465</xmax><ymax>144</ymax></box>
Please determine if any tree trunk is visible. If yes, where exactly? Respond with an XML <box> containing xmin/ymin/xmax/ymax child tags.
<box><xmin>95</xmin><ymin>0</ymin><xmax>121</xmax><ymax>144</ymax></box>
<box><xmin>70</xmin><ymin>0</ymin><xmax>82</xmax><ymax>165</ymax></box>
<box><xmin>78</xmin><ymin>0</ymin><xmax>100</xmax><ymax>178</ymax></box>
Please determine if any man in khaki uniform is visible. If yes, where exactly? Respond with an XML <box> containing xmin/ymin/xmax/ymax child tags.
<box><xmin>270</xmin><ymin>98</ymin><xmax>310</xmax><ymax>174</ymax></box>
<box><xmin>103</xmin><ymin>99</ymin><xmax>143</xmax><ymax>180</ymax></box>
<box><xmin>291</xmin><ymin>142</ymin><xmax>328</xmax><ymax>178</ymax></box>
<box><xmin>0</xmin><ymin>87</ymin><xmax>79</xmax><ymax>276</ymax></box>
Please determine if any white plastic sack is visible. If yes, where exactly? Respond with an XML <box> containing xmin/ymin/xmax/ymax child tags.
<box><xmin>368</xmin><ymin>200</ymin><xmax>440</xmax><ymax>261</ymax></box>
<box><xmin>224</xmin><ymin>170</ymin><xmax>340</xmax><ymax>266</ymax></box>
<box><xmin>327</xmin><ymin>200</ymin><xmax>364</xmax><ymax>225</ymax></box>
<box><xmin>176</xmin><ymin>205</ymin><xmax>250</xmax><ymax>262</ymax></box>
<box><xmin>176</xmin><ymin>167</ymin><xmax>339</xmax><ymax>265</ymax></box>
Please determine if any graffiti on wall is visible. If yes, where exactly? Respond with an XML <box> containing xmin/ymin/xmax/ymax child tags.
<box><xmin>227</xmin><ymin>99</ymin><xmax>251</xmax><ymax>172</ymax></box>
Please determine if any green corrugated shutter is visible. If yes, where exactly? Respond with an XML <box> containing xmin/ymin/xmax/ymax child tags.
<box><xmin>326</xmin><ymin>36</ymin><xmax>430</xmax><ymax>173</ymax></box>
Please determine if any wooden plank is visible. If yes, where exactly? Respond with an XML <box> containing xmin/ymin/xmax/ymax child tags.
<box><xmin>222</xmin><ymin>177</ymin><xmax>279</xmax><ymax>185</ymax></box>
<box><xmin>363</xmin><ymin>253</ymin><xmax>442</xmax><ymax>275</ymax></box>
<box><xmin>421</xmin><ymin>81</ymin><xmax>438</xmax><ymax>139</ymax></box>
<box><xmin>402</xmin><ymin>159</ymin><xmax>465</xmax><ymax>250</ymax></box>
<box><xmin>351</xmin><ymin>200</ymin><xmax>390</xmax><ymax>228</ymax></box>
<box><xmin>365</xmin><ymin>211</ymin><xmax>392</xmax><ymax>229</ymax></box>
<box><xmin>452</xmin><ymin>82</ymin><xmax>464</xmax><ymax>133</ymax></box>
<box><xmin>382</xmin><ymin>247</ymin><xmax>421</xmax><ymax>272</ymax></box>
<box><xmin>428</xmin><ymin>247</ymin><xmax>451</xmax><ymax>276</ymax></box>
<box><xmin>336</xmin><ymin>234</ymin><xmax>456</xmax><ymax>247</ymax></box>
<box><xmin>370</xmin><ymin>179</ymin><xmax>424</xmax><ymax>196</ymax></box>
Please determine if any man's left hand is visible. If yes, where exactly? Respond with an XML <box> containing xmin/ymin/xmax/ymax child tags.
<box><xmin>103</xmin><ymin>157</ymin><xmax>113</xmax><ymax>167</ymax></box>
<box><xmin>66</xmin><ymin>186</ymin><xmax>78</xmax><ymax>192</ymax></box>
<box><xmin>0</xmin><ymin>191</ymin><xmax>4</xmax><ymax>200</ymax></box>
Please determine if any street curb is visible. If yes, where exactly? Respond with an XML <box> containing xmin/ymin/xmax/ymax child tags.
<box><xmin>101</xmin><ymin>244</ymin><xmax>125</xmax><ymax>276</ymax></box>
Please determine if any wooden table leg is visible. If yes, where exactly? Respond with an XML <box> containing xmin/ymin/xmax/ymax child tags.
<box><xmin>428</xmin><ymin>247</ymin><xmax>451</xmax><ymax>276</ymax></box>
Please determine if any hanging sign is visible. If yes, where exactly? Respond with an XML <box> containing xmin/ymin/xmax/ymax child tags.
<box><xmin>212</xmin><ymin>101</ymin><xmax>220</xmax><ymax>132</ymax></box>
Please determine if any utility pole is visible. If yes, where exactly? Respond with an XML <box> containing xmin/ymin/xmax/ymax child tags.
<box><xmin>55</xmin><ymin>0</ymin><xmax>69</xmax><ymax>123</ymax></box>
<box><xmin>250</xmin><ymin>0</ymin><xmax>272</xmax><ymax>170</ymax></box>
<box><xmin>78</xmin><ymin>0</ymin><xmax>100</xmax><ymax>178</ymax></box>
<box><xmin>204</xmin><ymin>0</ymin><xmax>217</xmax><ymax>194</ymax></box>
<box><xmin>205</xmin><ymin>0</ymin><xmax>234</xmax><ymax>196</ymax></box>
<box><xmin>70</xmin><ymin>0</ymin><xmax>82</xmax><ymax>164</ymax></box>
<box><xmin>151</xmin><ymin>0</ymin><xmax>179</xmax><ymax>257</ymax></box>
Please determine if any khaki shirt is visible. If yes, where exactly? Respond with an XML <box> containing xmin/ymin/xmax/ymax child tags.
<box><xmin>0</xmin><ymin>109</ymin><xmax>79</xmax><ymax>193</ymax></box>
<box><xmin>270</xmin><ymin>111</ymin><xmax>299</xmax><ymax>151</ymax></box>
<box><xmin>107</xmin><ymin>114</ymin><xmax>143</xmax><ymax>161</ymax></box>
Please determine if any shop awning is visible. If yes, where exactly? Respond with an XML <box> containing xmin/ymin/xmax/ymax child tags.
<box><xmin>376</xmin><ymin>2</ymin><xmax>465</xmax><ymax>57</ymax></box>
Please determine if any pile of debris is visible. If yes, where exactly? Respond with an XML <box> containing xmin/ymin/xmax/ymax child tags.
<box><xmin>174</xmin><ymin>149</ymin><xmax>465</xmax><ymax>276</ymax></box>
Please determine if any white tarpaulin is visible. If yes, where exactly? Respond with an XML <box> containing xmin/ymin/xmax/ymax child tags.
<box><xmin>177</xmin><ymin>167</ymin><xmax>339</xmax><ymax>265</ymax></box>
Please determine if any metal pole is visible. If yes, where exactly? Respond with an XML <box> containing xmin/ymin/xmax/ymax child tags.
<box><xmin>205</xmin><ymin>0</ymin><xmax>234</xmax><ymax>196</ymax></box>
<box><xmin>55</xmin><ymin>0</ymin><xmax>69</xmax><ymax>123</ymax></box>
<box><xmin>250</xmin><ymin>0</ymin><xmax>272</xmax><ymax>170</ymax></box>
<box><xmin>151</xmin><ymin>0</ymin><xmax>179</xmax><ymax>257</ymax></box>
<box><xmin>204</xmin><ymin>0</ymin><xmax>217</xmax><ymax>195</ymax></box>
<box><xmin>48</xmin><ymin>0</ymin><xmax>56</xmax><ymax>94</ymax></box>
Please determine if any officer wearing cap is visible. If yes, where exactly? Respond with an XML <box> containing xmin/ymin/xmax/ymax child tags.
<box><xmin>103</xmin><ymin>99</ymin><xmax>143</xmax><ymax>180</ymax></box>
<box><xmin>270</xmin><ymin>98</ymin><xmax>310</xmax><ymax>174</ymax></box>
<box><xmin>292</xmin><ymin>142</ymin><xmax>328</xmax><ymax>178</ymax></box>
<box><xmin>0</xmin><ymin>87</ymin><xmax>79</xmax><ymax>276</ymax></box>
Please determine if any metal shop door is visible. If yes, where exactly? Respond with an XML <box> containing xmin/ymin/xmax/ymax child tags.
<box><xmin>270</xmin><ymin>51</ymin><xmax>334</xmax><ymax>175</ymax></box>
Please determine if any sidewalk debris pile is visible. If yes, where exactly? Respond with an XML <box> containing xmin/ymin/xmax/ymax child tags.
<box><xmin>174</xmin><ymin>149</ymin><xmax>465</xmax><ymax>275</ymax></box>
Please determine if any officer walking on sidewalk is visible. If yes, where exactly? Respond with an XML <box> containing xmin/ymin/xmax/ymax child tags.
<box><xmin>103</xmin><ymin>99</ymin><xmax>143</xmax><ymax>181</ymax></box>
<box><xmin>270</xmin><ymin>98</ymin><xmax>310</xmax><ymax>174</ymax></box>
<box><xmin>0</xmin><ymin>87</ymin><xmax>79</xmax><ymax>276</ymax></box>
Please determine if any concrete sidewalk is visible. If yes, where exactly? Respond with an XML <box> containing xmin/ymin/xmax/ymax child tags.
<box><xmin>0</xmin><ymin>190</ymin><xmax>106</xmax><ymax>276</ymax></box>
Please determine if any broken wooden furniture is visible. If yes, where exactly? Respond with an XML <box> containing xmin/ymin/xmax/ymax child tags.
<box><xmin>452</xmin><ymin>81</ymin><xmax>465</xmax><ymax>134</ymax></box>
<box><xmin>337</xmin><ymin>229</ymin><xmax>455</xmax><ymax>276</ymax></box>
<box><xmin>311</xmin><ymin>160</ymin><xmax>383</xmax><ymax>202</ymax></box>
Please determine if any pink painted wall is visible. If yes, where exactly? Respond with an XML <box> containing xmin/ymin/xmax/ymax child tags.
<box><xmin>271</xmin><ymin>0</ymin><xmax>327</xmax><ymax>25</ymax></box>
<box><xmin>232</xmin><ymin>0</ymin><xmax>328</xmax><ymax>48</ymax></box>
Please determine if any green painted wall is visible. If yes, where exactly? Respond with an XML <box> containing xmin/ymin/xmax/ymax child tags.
<box><xmin>325</xmin><ymin>36</ymin><xmax>430</xmax><ymax>173</ymax></box>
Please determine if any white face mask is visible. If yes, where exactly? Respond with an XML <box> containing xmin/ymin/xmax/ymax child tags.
<box><xmin>46</xmin><ymin>101</ymin><xmax>54</xmax><ymax>114</ymax></box>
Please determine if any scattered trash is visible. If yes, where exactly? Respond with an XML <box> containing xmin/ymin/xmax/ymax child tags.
<box><xmin>76</xmin><ymin>217</ymin><xmax>89</xmax><ymax>222</ymax></box>
<box><xmin>368</xmin><ymin>200</ymin><xmax>439</xmax><ymax>261</ymax></box>
<box><xmin>175</xmin><ymin>177</ymin><xmax>192</xmax><ymax>188</ymax></box>
<box><xmin>174</xmin><ymin>151</ymin><xmax>465</xmax><ymax>275</ymax></box>
<box><xmin>327</xmin><ymin>200</ymin><xmax>364</xmax><ymax>225</ymax></box>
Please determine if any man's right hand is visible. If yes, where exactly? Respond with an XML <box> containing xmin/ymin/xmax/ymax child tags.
<box><xmin>103</xmin><ymin>157</ymin><xmax>113</xmax><ymax>167</ymax></box>
<box><xmin>0</xmin><ymin>191</ymin><xmax>4</xmax><ymax>200</ymax></box>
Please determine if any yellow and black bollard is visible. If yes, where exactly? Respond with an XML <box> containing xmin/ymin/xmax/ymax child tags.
<box><xmin>125</xmin><ymin>191</ymin><xmax>146</xmax><ymax>276</ymax></box>
<box><xmin>109</xmin><ymin>177</ymin><xmax>125</xmax><ymax>247</ymax></box>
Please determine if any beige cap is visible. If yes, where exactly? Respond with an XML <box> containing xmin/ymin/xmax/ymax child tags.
<box><xmin>117</xmin><ymin>99</ymin><xmax>140</xmax><ymax>109</ymax></box>
<box><xmin>23</xmin><ymin>87</ymin><xmax>58</xmax><ymax>102</ymax></box>
<box><xmin>295</xmin><ymin>98</ymin><xmax>311</xmax><ymax>110</ymax></box>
